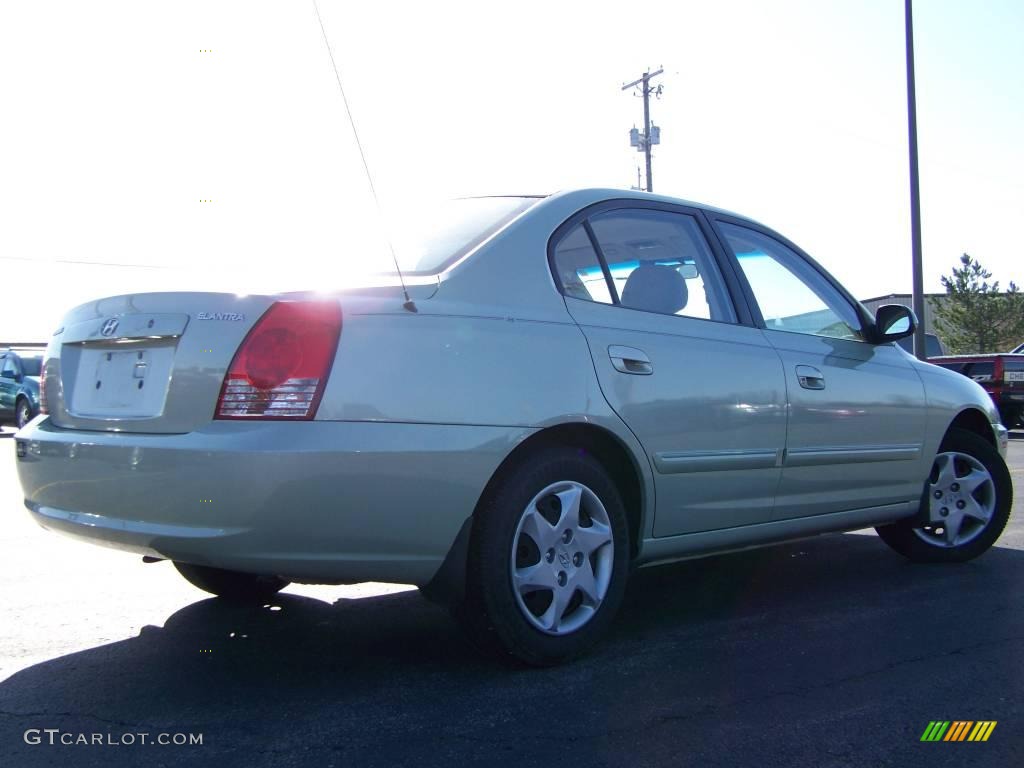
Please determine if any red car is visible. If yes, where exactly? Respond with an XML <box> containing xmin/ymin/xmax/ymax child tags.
<box><xmin>929</xmin><ymin>353</ymin><xmax>1024</xmax><ymax>428</ymax></box>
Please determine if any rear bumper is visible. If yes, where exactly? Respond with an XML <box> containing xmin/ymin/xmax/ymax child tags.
<box><xmin>14</xmin><ymin>417</ymin><xmax>531</xmax><ymax>585</ymax></box>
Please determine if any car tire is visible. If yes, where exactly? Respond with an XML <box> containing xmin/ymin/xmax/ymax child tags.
<box><xmin>173</xmin><ymin>562</ymin><xmax>289</xmax><ymax>601</ymax></box>
<box><xmin>15</xmin><ymin>397</ymin><xmax>33</xmax><ymax>429</ymax></box>
<box><xmin>875</xmin><ymin>428</ymin><xmax>1012</xmax><ymax>563</ymax></box>
<box><xmin>456</xmin><ymin>446</ymin><xmax>631</xmax><ymax>666</ymax></box>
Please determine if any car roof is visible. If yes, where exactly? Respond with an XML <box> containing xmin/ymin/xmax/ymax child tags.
<box><xmin>543</xmin><ymin>187</ymin><xmax>756</xmax><ymax>223</ymax></box>
<box><xmin>2</xmin><ymin>349</ymin><xmax>43</xmax><ymax>357</ymax></box>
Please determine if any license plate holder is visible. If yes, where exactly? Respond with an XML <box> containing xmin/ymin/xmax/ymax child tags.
<box><xmin>68</xmin><ymin>346</ymin><xmax>175</xmax><ymax>418</ymax></box>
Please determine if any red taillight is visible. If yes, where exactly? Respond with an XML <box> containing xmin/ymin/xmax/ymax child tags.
<box><xmin>993</xmin><ymin>357</ymin><xmax>1004</xmax><ymax>384</ymax></box>
<box><xmin>39</xmin><ymin>362</ymin><xmax>48</xmax><ymax>415</ymax></box>
<box><xmin>215</xmin><ymin>301</ymin><xmax>342</xmax><ymax>420</ymax></box>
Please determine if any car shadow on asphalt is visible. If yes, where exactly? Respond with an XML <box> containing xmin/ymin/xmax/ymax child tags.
<box><xmin>1</xmin><ymin>531</ymin><xmax>1022</xmax><ymax>765</ymax></box>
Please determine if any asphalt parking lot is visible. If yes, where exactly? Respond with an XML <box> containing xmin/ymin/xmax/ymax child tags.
<box><xmin>0</xmin><ymin>431</ymin><xmax>1021</xmax><ymax>768</ymax></box>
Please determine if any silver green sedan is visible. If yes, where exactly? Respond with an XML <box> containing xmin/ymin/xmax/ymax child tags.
<box><xmin>14</xmin><ymin>189</ymin><xmax>1013</xmax><ymax>665</ymax></box>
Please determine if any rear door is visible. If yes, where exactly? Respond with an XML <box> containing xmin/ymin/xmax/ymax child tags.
<box><xmin>711</xmin><ymin>217</ymin><xmax>928</xmax><ymax>519</ymax></box>
<box><xmin>551</xmin><ymin>202</ymin><xmax>788</xmax><ymax>536</ymax></box>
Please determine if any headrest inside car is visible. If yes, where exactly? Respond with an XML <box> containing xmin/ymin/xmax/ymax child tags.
<box><xmin>620</xmin><ymin>264</ymin><xmax>688</xmax><ymax>315</ymax></box>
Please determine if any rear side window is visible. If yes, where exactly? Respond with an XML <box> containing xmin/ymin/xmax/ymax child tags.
<box><xmin>966</xmin><ymin>362</ymin><xmax>995</xmax><ymax>382</ymax></box>
<box><xmin>551</xmin><ymin>225</ymin><xmax>613</xmax><ymax>304</ymax></box>
<box><xmin>588</xmin><ymin>209</ymin><xmax>736</xmax><ymax>322</ymax></box>
<box><xmin>551</xmin><ymin>208</ymin><xmax>737</xmax><ymax>323</ymax></box>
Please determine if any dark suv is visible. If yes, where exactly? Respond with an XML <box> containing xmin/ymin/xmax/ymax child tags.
<box><xmin>896</xmin><ymin>331</ymin><xmax>945</xmax><ymax>358</ymax></box>
<box><xmin>929</xmin><ymin>353</ymin><xmax>1024</xmax><ymax>428</ymax></box>
<box><xmin>0</xmin><ymin>350</ymin><xmax>43</xmax><ymax>429</ymax></box>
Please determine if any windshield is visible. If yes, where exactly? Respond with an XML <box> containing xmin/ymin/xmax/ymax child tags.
<box><xmin>388</xmin><ymin>197</ymin><xmax>540</xmax><ymax>275</ymax></box>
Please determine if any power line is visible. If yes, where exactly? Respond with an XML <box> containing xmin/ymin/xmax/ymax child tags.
<box><xmin>0</xmin><ymin>255</ymin><xmax>171</xmax><ymax>269</ymax></box>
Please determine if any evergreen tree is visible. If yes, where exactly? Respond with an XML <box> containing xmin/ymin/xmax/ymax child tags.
<box><xmin>933</xmin><ymin>254</ymin><xmax>1024</xmax><ymax>353</ymax></box>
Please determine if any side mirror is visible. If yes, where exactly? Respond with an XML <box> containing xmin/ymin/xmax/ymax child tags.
<box><xmin>873</xmin><ymin>304</ymin><xmax>916</xmax><ymax>344</ymax></box>
<box><xmin>0</xmin><ymin>369</ymin><xmax>16</xmax><ymax>380</ymax></box>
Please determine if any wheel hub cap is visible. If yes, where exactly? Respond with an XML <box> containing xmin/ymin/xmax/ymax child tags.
<box><xmin>510</xmin><ymin>480</ymin><xmax>614</xmax><ymax>636</ymax></box>
<box><xmin>914</xmin><ymin>451</ymin><xmax>996</xmax><ymax>548</ymax></box>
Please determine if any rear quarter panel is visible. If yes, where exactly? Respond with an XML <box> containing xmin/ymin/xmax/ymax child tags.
<box><xmin>318</xmin><ymin>310</ymin><xmax>601</xmax><ymax>426</ymax></box>
<box><xmin>317</xmin><ymin>196</ymin><xmax>659</xmax><ymax>540</ymax></box>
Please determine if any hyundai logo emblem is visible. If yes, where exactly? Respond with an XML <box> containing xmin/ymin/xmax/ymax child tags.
<box><xmin>100</xmin><ymin>318</ymin><xmax>120</xmax><ymax>337</ymax></box>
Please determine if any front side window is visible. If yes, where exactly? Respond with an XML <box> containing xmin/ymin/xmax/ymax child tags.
<box><xmin>552</xmin><ymin>208</ymin><xmax>736</xmax><ymax>323</ymax></box>
<box><xmin>718</xmin><ymin>223</ymin><xmax>863</xmax><ymax>341</ymax></box>
<box><xmin>1</xmin><ymin>357</ymin><xmax>16</xmax><ymax>378</ymax></box>
<box><xmin>20</xmin><ymin>357</ymin><xmax>42</xmax><ymax>377</ymax></box>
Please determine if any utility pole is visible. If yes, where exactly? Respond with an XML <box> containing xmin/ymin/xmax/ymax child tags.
<box><xmin>905</xmin><ymin>0</ymin><xmax>927</xmax><ymax>359</ymax></box>
<box><xmin>623</xmin><ymin>68</ymin><xmax>663</xmax><ymax>192</ymax></box>
<box><xmin>641</xmin><ymin>71</ymin><xmax>654</xmax><ymax>191</ymax></box>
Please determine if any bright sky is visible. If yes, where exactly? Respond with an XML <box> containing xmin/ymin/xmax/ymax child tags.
<box><xmin>1</xmin><ymin>0</ymin><xmax>1021</xmax><ymax>341</ymax></box>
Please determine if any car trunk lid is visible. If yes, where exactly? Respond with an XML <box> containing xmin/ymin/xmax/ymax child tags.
<box><xmin>44</xmin><ymin>283</ymin><xmax>432</xmax><ymax>434</ymax></box>
<box><xmin>45</xmin><ymin>293</ymin><xmax>276</xmax><ymax>434</ymax></box>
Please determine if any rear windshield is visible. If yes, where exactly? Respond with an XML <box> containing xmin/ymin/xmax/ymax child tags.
<box><xmin>967</xmin><ymin>362</ymin><xmax>995</xmax><ymax>382</ymax></box>
<box><xmin>20</xmin><ymin>357</ymin><xmax>42</xmax><ymax>376</ymax></box>
<box><xmin>390</xmin><ymin>197</ymin><xmax>540</xmax><ymax>275</ymax></box>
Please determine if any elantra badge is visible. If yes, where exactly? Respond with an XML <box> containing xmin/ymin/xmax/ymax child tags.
<box><xmin>196</xmin><ymin>312</ymin><xmax>246</xmax><ymax>321</ymax></box>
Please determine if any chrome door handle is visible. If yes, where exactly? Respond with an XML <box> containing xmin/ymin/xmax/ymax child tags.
<box><xmin>795</xmin><ymin>364</ymin><xmax>825</xmax><ymax>390</ymax></box>
<box><xmin>608</xmin><ymin>345</ymin><xmax>653</xmax><ymax>375</ymax></box>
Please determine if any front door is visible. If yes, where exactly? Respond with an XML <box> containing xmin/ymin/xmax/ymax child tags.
<box><xmin>713</xmin><ymin>220</ymin><xmax>929</xmax><ymax>519</ymax></box>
